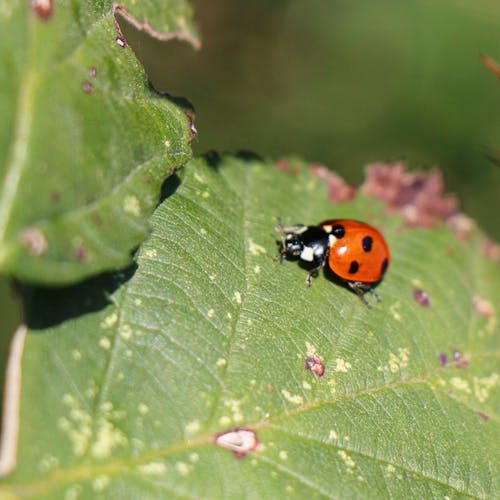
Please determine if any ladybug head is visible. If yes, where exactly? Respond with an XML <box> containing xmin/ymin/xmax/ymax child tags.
<box><xmin>280</xmin><ymin>232</ymin><xmax>304</xmax><ymax>259</ymax></box>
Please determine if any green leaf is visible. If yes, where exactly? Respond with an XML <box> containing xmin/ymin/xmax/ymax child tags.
<box><xmin>0</xmin><ymin>0</ymin><xmax>198</xmax><ymax>284</ymax></box>
<box><xmin>1</xmin><ymin>156</ymin><xmax>499</xmax><ymax>498</ymax></box>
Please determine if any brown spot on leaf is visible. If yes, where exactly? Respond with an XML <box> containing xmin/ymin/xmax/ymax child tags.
<box><xmin>274</xmin><ymin>159</ymin><xmax>299</xmax><ymax>176</ymax></box>
<box><xmin>186</xmin><ymin>112</ymin><xmax>197</xmax><ymax>139</ymax></box>
<box><xmin>310</xmin><ymin>164</ymin><xmax>356</xmax><ymax>204</ymax></box>
<box><xmin>413</xmin><ymin>288</ymin><xmax>430</xmax><ymax>307</ymax></box>
<box><xmin>214</xmin><ymin>428</ymin><xmax>259</xmax><ymax>458</ymax></box>
<box><xmin>438</xmin><ymin>353</ymin><xmax>448</xmax><ymax>367</ymax></box>
<box><xmin>480</xmin><ymin>238</ymin><xmax>500</xmax><ymax>261</ymax></box>
<box><xmin>305</xmin><ymin>356</ymin><xmax>325</xmax><ymax>377</ymax></box>
<box><xmin>452</xmin><ymin>349</ymin><xmax>468</xmax><ymax>369</ymax></box>
<box><xmin>361</xmin><ymin>162</ymin><xmax>458</xmax><ymax>228</ymax></box>
<box><xmin>89</xmin><ymin>67</ymin><xmax>97</xmax><ymax>79</ymax></box>
<box><xmin>20</xmin><ymin>228</ymin><xmax>48</xmax><ymax>256</ymax></box>
<box><xmin>115</xmin><ymin>36</ymin><xmax>126</xmax><ymax>49</ymax></box>
<box><xmin>446</xmin><ymin>214</ymin><xmax>474</xmax><ymax>242</ymax></box>
<box><xmin>50</xmin><ymin>191</ymin><xmax>60</xmax><ymax>203</ymax></box>
<box><xmin>477</xmin><ymin>411</ymin><xmax>490</xmax><ymax>422</ymax></box>
<box><xmin>75</xmin><ymin>245</ymin><xmax>87</xmax><ymax>262</ymax></box>
<box><xmin>481</xmin><ymin>54</ymin><xmax>500</xmax><ymax>80</ymax></box>
<box><xmin>473</xmin><ymin>295</ymin><xmax>494</xmax><ymax>318</ymax></box>
<box><xmin>82</xmin><ymin>80</ymin><xmax>93</xmax><ymax>94</ymax></box>
<box><xmin>31</xmin><ymin>0</ymin><xmax>53</xmax><ymax>20</ymax></box>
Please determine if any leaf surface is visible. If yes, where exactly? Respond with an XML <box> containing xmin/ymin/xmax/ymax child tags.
<box><xmin>0</xmin><ymin>0</ymin><xmax>198</xmax><ymax>284</ymax></box>
<box><xmin>1</xmin><ymin>156</ymin><xmax>498</xmax><ymax>498</ymax></box>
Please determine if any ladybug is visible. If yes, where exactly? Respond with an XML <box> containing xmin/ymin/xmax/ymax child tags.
<box><xmin>278</xmin><ymin>219</ymin><xmax>390</xmax><ymax>306</ymax></box>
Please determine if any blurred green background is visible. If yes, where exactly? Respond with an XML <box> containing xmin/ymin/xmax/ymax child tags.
<box><xmin>1</xmin><ymin>0</ymin><xmax>499</xmax><ymax>383</ymax></box>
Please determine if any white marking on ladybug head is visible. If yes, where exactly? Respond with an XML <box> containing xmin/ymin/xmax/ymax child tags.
<box><xmin>328</xmin><ymin>234</ymin><xmax>337</xmax><ymax>247</ymax></box>
<box><xmin>300</xmin><ymin>246</ymin><xmax>315</xmax><ymax>262</ymax></box>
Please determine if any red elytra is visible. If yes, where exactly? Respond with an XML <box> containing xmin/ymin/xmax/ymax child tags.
<box><xmin>320</xmin><ymin>219</ymin><xmax>390</xmax><ymax>283</ymax></box>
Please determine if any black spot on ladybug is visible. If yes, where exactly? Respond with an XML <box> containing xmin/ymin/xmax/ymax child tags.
<box><xmin>331</xmin><ymin>224</ymin><xmax>345</xmax><ymax>238</ymax></box>
<box><xmin>362</xmin><ymin>235</ymin><xmax>373</xmax><ymax>252</ymax></box>
<box><xmin>381</xmin><ymin>258</ymin><xmax>388</xmax><ymax>275</ymax></box>
<box><xmin>82</xmin><ymin>80</ymin><xmax>93</xmax><ymax>94</ymax></box>
<box><xmin>413</xmin><ymin>288</ymin><xmax>430</xmax><ymax>307</ymax></box>
<box><xmin>348</xmin><ymin>261</ymin><xmax>359</xmax><ymax>274</ymax></box>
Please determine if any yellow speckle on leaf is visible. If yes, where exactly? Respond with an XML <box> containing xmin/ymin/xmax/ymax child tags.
<box><xmin>216</xmin><ymin>358</ymin><xmax>227</xmax><ymax>367</ymax></box>
<box><xmin>281</xmin><ymin>389</ymin><xmax>303</xmax><ymax>405</ymax></box>
<box><xmin>207</xmin><ymin>308</ymin><xmax>215</xmax><ymax>319</ymax></box>
<box><xmin>473</xmin><ymin>373</ymin><xmax>499</xmax><ymax>402</ymax></box>
<box><xmin>185</xmin><ymin>420</ymin><xmax>201</xmax><ymax>435</ymax></box>
<box><xmin>138</xmin><ymin>462</ymin><xmax>167</xmax><ymax>475</ymax></box>
<box><xmin>189</xmin><ymin>453</ymin><xmax>199</xmax><ymax>463</ymax></box>
<box><xmin>119</xmin><ymin>324</ymin><xmax>133</xmax><ymax>340</ymax></box>
<box><xmin>328</xmin><ymin>378</ymin><xmax>337</xmax><ymax>394</ymax></box>
<box><xmin>92</xmin><ymin>475</ymin><xmax>111</xmax><ymax>492</ymax></box>
<box><xmin>248</xmin><ymin>239</ymin><xmax>267</xmax><ymax>256</ymax></box>
<box><xmin>233</xmin><ymin>291</ymin><xmax>242</xmax><ymax>304</ymax></box>
<box><xmin>71</xmin><ymin>350</ymin><xmax>82</xmax><ymax>361</ymax></box>
<box><xmin>254</xmin><ymin>265</ymin><xmax>261</xmax><ymax>274</ymax></box>
<box><xmin>385</xmin><ymin>464</ymin><xmax>396</xmax><ymax>478</ymax></box>
<box><xmin>91</xmin><ymin>418</ymin><xmax>128</xmax><ymax>459</ymax></box>
<box><xmin>145</xmin><ymin>249</ymin><xmax>157</xmax><ymax>258</ymax></box>
<box><xmin>335</xmin><ymin>358</ymin><xmax>352</xmax><ymax>373</ymax></box>
<box><xmin>338</xmin><ymin>450</ymin><xmax>356</xmax><ymax>472</ymax></box>
<box><xmin>328</xmin><ymin>429</ymin><xmax>338</xmax><ymax>441</ymax></box>
<box><xmin>305</xmin><ymin>341</ymin><xmax>317</xmax><ymax>357</ymax></box>
<box><xmin>123</xmin><ymin>195</ymin><xmax>141</xmax><ymax>216</ymax></box>
<box><xmin>64</xmin><ymin>485</ymin><xmax>82</xmax><ymax>500</ymax></box>
<box><xmin>450</xmin><ymin>377</ymin><xmax>471</xmax><ymax>394</ymax></box>
<box><xmin>175</xmin><ymin>462</ymin><xmax>190</xmax><ymax>476</ymax></box>
<box><xmin>302</xmin><ymin>381</ymin><xmax>312</xmax><ymax>390</ymax></box>
<box><xmin>138</xmin><ymin>403</ymin><xmax>149</xmax><ymax>415</ymax></box>
<box><xmin>378</xmin><ymin>347</ymin><xmax>410</xmax><ymax>374</ymax></box>
<box><xmin>390</xmin><ymin>301</ymin><xmax>402</xmax><ymax>322</ymax></box>
<box><xmin>279</xmin><ymin>450</ymin><xmax>288</xmax><ymax>460</ymax></box>
<box><xmin>59</xmin><ymin>395</ymin><xmax>92</xmax><ymax>457</ymax></box>
<box><xmin>219</xmin><ymin>415</ymin><xmax>231</xmax><ymax>426</ymax></box>
<box><xmin>100</xmin><ymin>312</ymin><xmax>118</xmax><ymax>329</ymax></box>
<box><xmin>194</xmin><ymin>172</ymin><xmax>206</xmax><ymax>184</ymax></box>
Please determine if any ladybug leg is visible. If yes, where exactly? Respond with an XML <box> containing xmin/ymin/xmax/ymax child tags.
<box><xmin>305</xmin><ymin>253</ymin><xmax>328</xmax><ymax>286</ymax></box>
<box><xmin>368</xmin><ymin>288</ymin><xmax>381</xmax><ymax>303</ymax></box>
<box><xmin>306</xmin><ymin>264</ymin><xmax>322</xmax><ymax>286</ymax></box>
<box><xmin>348</xmin><ymin>282</ymin><xmax>372</xmax><ymax>308</ymax></box>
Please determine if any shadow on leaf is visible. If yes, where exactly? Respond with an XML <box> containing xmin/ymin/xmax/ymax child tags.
<box><xmin>24</xmin><ymin>265</ymin><xmax>137</xmax><ymax>331</ymax></box>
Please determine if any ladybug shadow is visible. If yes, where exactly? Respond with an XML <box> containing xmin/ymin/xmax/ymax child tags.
<box><xmin>287</xmin><ymin>253</ymin><xmax>382</xmax><ymax>300</ymax></box>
